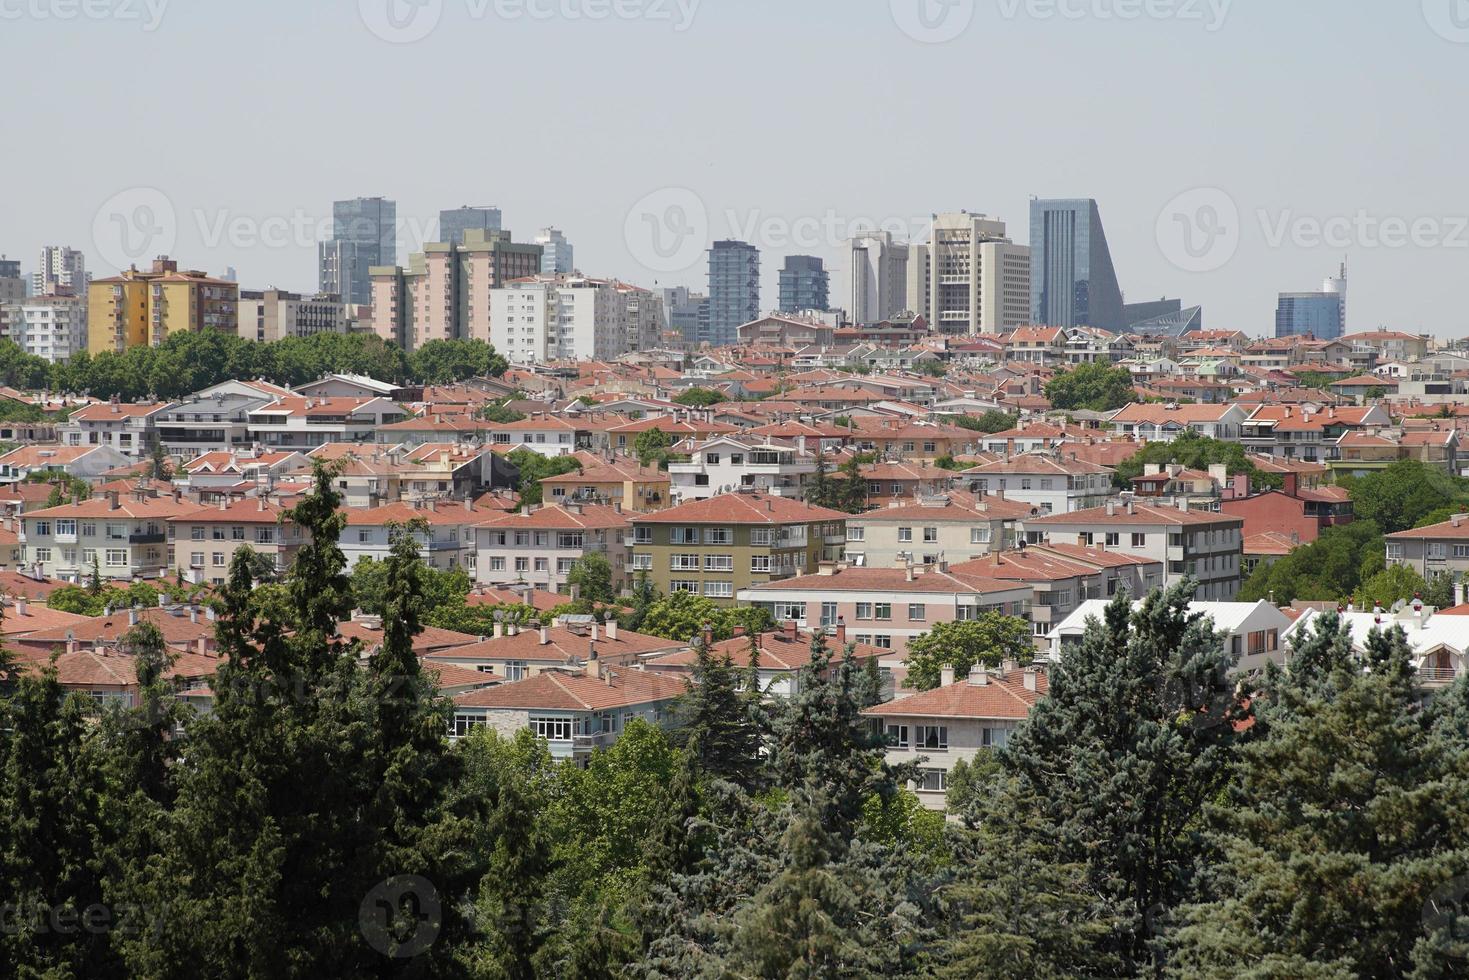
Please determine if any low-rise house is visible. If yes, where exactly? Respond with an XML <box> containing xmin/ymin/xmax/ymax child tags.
<box><xmin>859</xmin><ymin>461</ymin><xmax>959</xmax><ymax>508</ymax></box>
<box><xmin>1285</xmin><ymin>602</ymin><xmax>1467</xmax><ymax>689</ymax></box>
<box><xmin>1048</xmin><ymin>598</ymin><xmax>1293</xmax><ymax>673</ymax></box>
<box><xmin>248</xmin><ymin>396</ymin><xmax>408</xmax><ymax>451</ymax></box>
<box><xmin>152</xmin><ymin>380</ymin><xmax>293</xmax><ymax>458</ymax></box>
<box><xmin>427</xmin><ymin>619</ymin><xmax>682</xmax><ymax>680</ymax></box>
<box><xmin>474</xmin><ymin>503</ymin><xmax>631</xmax><ymax>593</ymax></box>
<box><xmin>667</xmin><ymin>436</ymin><xmax>817</xmax><ymax>501</ymax></box>
<box><xmin>540</xmin><ymin>456</ymin><xmax>671</xmax><ymax>512</ymax></box>
<box><xmin>56</xmin><ymin>399</ymin><xmax>173</xmax><ymax>457</ymax></box>
<box><xmin>0</xmin><ymin>444</ymin><xmax>133</xmax><ymax>486</ymax></box>
<box><xmin>448</xmin><ymin>660</ymin><xmax>687</xmax><ymax>759</ymax></box>
<box><xmin>864</xmin><ymin>661</ymin><xmax>1047</xmax><ymax>809</ymax></box>
<box><xmin>20</xmin><ymin>490</ymin><xmax>195</xmax><ymax>582</ymax></box>
<box><xmin>1108</xmin><ymin>403</ymin><xmax>1246</xmax><ymax>443</ymax></box>
<box><xmin>961</xmin><ymin>451</ymin><xmax>1114</xmax><ymax>514</ymax></box>
<box><xmin>178</xmin><ymin>449</ymin><xmax>310</xmax><ymax>491</ymax></box>
<box><xmin>169</xmin><ymin>497</ymin><xmax>301</xmax><ymax>585</ymax></box>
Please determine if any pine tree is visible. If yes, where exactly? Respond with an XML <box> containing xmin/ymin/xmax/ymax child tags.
<box><xmin>1168</xmin><ymin>617</ymin><xmax>1469</xmax><ymax>977</ymax></box>
<box><xmin>671</xmin><ymin>637</ymin><xmax>762</xmax><ymax>790</ymax></box>
<box><xmin>466</xmin><ymin>778</ymin><xmax>556</xmax><ymax>979</ymax></box>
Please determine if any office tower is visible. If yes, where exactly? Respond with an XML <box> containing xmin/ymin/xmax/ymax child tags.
<box><xmin>490</xmin><ymin>275</ymin><xmax>663</xmax><ymax>363</ymax></box>
<box><xmin>238</xmin><ymin>290</ymin><xmax>348</xmax><ymax>343</ymax></box>
<box><xmin>848</xmin><ymin>231</ymin><xmax>909</xmax><ymax>324</ymax></box>
<box><xmin>778</xmin><ymin>255</ymin><xmax>829</xmax><ymax>313</ymax></box>
<box><xmin>439</xmin><ymin>206</ymin><xmax>502</xmax><ymax>246</ymax></box>
<box><xmin>1275</xmin><ymin>263</ymin><xmax>1347</xmax><ymax>340</ymax></box>
<box><xmin>33</xmin><ymin>246</ymin><xmax>89</xmax><ymax>297</ymax></box>
<box><xmin>1124</xmin><ymin>299</ymin><xmax>1204</xmax><ymax>336</ymax></box>
<box><xmin>706</xmin><ymin>240</ymin><xmax>760</xmax><ymax>347</ymax></box>
<box><xmin>319</xmin><ymin>197</ymin><xmax>396</xmax><ymax>305</ymax></box>
<box><xmin>87</xmin><ymin>257</ymin><xmax>238</xmax><ymax>354</ymax></box>
<box><xmin>907</xmin><ymin>212</ymin><xmax>1031</xmax><ymax>335</ymax></box>
<box><xmin>534</xmin><ymin>228</ymin><xmax>574</xmax><ymax>274</ymax></box>
<box><xmin>661</xmin><ymin>286</ymin><xmax>708</xmax><ymax>345</ymax></box>
<box><xmin>0</xmin><ymin>257</ymin><xmax>22</xmax><ymax>308</ymax></box>
<box><xmin>370</xmin><ymin>229</ymin><xmax>542</xmax><ymax>351</ymax></box>
<box><xmin>1029</xmin><ymin>198</ymin><xmax>1124</xmax><ymax>331</ymax></box>
<box><xmin>0</xmin><ymin>257</ymin><xmax>19</xmax><ymax>279</ymax></box>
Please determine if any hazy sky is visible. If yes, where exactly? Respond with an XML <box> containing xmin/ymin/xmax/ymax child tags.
<box><xmin>3</xmin><ymin>1</ymin><xmax>1467</xmax><ymax>336</ymax></box>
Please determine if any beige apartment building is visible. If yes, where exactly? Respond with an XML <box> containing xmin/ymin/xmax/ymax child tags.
<box><xmin>168</xmin><ymin>498</ymin><xmax>302</xmax><ymax>585</ymax></box>
<box><xmin>907</xmin><ymin>211</ymin><xmax>1031</xmax><ymax>335</ymax></box>
<box><xmin>844</xmin><ymin>492</ymin><xmax>1037</xmax><ymax>568</ymax></box>
<box><xmin>474</xmin><ymin>503</ymin><xmax>632</xmax><ymax>594</ymax></box>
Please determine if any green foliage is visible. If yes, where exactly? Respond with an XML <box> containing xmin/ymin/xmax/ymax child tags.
<box><xmin>804</xmin><ymin>449</ymin><xmax>870</xmax><ymax>513</ymax></box>
<box><xmin>952</xmin><ymin>409</ymin><xmax>1018</xmax><ymax>433</ymax></box>
<box><xmin>672</xmin><ymin>386</ymin><xmax>726</xmax><ymax>407</ymax></box>
<box><xmin>902</xmin><ymin>614</ymin><xmax>1035</xmax><ymax>690</ymax></box>
<box><xmin>670</xmin><ymin>637</ymin><xmax>764</xmax><ymax>791</ymax></box>
<box><xmin>1352</xmin><ymin>563</ymin><xmax>1429</xmax><ymax>610</ymax></box>
<box><xmin>406</xmin><ymin>337</ymin><xmax>508</xmax><ymax>384</ymax></box>
<box><xmin>1044</xmin><ymin>363</ymin><xmax>1138</xmax><ymax>412</ymax></box>
<box><xmin>566</xmin><ymin>552</ymin><xmax>615</xmax><ymax>604</ymax></box>
<box><xmin>637</xmin><ymin>590</ymin><xmax>774</xmax><ymax>643</ymax></box>
<box><xmin>1113</xmin><ymin>429</ymin><xmax>1283</xmax><ymax>491</ymax></box>
<box><xmin>1239</xmin><ymin>521</ymin><xmax>1386</xmax><ymax>604</ymax></box>
<box><xmin>1342</xmin><ymin>458</ymin><xmax>1469</xmax><ymax>534</ymax></box>
<box><xmin>633</xmin><ymin>427</ymin><xmax>674</xmax><ymax>469</ymax></box>
<box><xmin>915</xmin><ymin>359</ymin><xmax>947</xmax><ymax>377</ymax></box>
<box><xmin>348</xmin><ymin>536</ymin><xmax>472</xmax><ymax>616</ymax></box>
<box><xmin>506</xmin><ymin>447</ymin><xmax>581</xmax><ymax>508</ymax></box>
<box><xmin>478</xmin><ymin>397</ymin><xmax>527</xmax><ymax>423</ymax></box>
<box><xmin>46</xmin><ymin>579</ymin><xmax>209</xmax><ymax>617</ymax></box>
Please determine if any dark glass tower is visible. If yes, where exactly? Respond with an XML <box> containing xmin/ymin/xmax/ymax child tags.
<box><xmin>1029</xmin><ymin>198</ymin><xmax>1123</xmax><ymax>331</ymax></box>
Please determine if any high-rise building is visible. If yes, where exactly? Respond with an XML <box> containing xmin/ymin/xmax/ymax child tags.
<box><xmin>439</xmin><ymin>206</ymin><xmax>502</xmax><ymax>246</ymax></box>
<box><xmin>0</xmin><ymin>257</ymin><xmax>23</xmax><ymax>307</ymax></box>
<box><xmin>1275</xmin><ymin>264</ymin><xmax>1347</xmax><ymax>340</ymax></box>
<box><xmin>0</xmin><ymin>257</ymin><xmax>20</xmax><ymax>281</ymax></box>
<box><xmin>319</xmin><ymin>197</ymin><xmax>396</xmax><ymax>305</ymax></box>
<box><xmin>87</xmin><ymin>257</ymin><xmax>238</xmax><ymax>354</ymax></box>
<box><xmin>706</xmin><ymin>240</ymin><xmax>760</xmax><ymax>347</ymax></box>
<box><xmin>661</xmin><ymin>286</ymin><xmax>708</xmax><ymax>345</ymax></box>
<box><xmin>12</xmin><ymin>294</ymin><xmax>87</xmax><ymax>362</ymax></box>
<box><xmin>533</xmin><ymin>228</ymin><xmax>574</xmax><ymax>275</ymax></box>
<box><xmin>907</xmin><ymin>212</ymin><xmax>1030</xmax><ymax>335</ymax></box>
<box><xmin>238</xmin><ymin>290</ymin><xmax>348</xmax><ymax>343</ymax></box>
<box><xmin>1029</xmin><ymin>198</ymin><xmax>1123</xmax><ymax>331</ymax></box>
<box><xmin>33</xmin><ymin>246</ymin><xmax>89</xmax><ymax>297</ymax></box>
<box><xmin>490</xmin><ymin>274</ymin><xmax>664</xmax><ymax>364</ymax></box>
<box><xmin>778</xmin><ymin>255</ymin><xmax>829</xmax><ymax>313</ymax></box>
<box><xmin>847</xmin><ymin>231</ymin><xmax>909</xmax><ymax>324</ymax></box>
<box><xmin>370</xmin><ymin>229</ymin><xmax>543</xmax><ymax>351</ymax></box>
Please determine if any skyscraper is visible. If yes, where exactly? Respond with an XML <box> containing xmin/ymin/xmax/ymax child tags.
<box><xmin>907</xmin><ymin>212</ymin><xmax>1031</xmax><ymax>335</ymax></box>
<box><xmin>1029</xmin><ymin>198</ymin><xmax>1123</xmax><ymax>331</ymax></box>
<box><xmin>319</xmin><ymin>197</ymin><xmax>396</xmax><ymax>305</ymax></box>
<box><xmin>439</xmin><ymin>206</ymin><xmax>502</xmax><ymax>246</ymax></box>
<box><xmin>33</xmin><ymin>246</ymin><xmax>89</xmax><ymax>297</ymax></box>
<box><xmin>706</xmin><ymin>240</ymin><xmax>760</xmax><ymax>347</ymax></box>
<box><xmin>1275</xmin><ymin>264</ymin><xmax>1347</xmax><ymax>340</ymax></box>
<box><xmin>778</xmin><ymin>256</ymin><xmax>829</xmax><ymax>313</ymax></box>
<box><xmin>534</xmin><ymin>228</ymin><xmax>574</xmax><ymax>274</ymax></box>
<box><xmin>847</xmin><ymin>231</ymin><xmax>909</xmax><ymax>324</ymax></box>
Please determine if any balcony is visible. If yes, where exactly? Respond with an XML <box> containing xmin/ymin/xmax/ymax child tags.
<box><xmin>130</xmin><ymin>532</ymin><xmax>166</xmax><ymax>545</ymax></box>
<box><xmin>1418</xmin><ymin>666</ymin><xmax>1460</xmax><ymax>688</ymax></box>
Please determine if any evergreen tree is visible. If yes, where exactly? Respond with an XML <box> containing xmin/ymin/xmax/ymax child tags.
<box><xmin>465</xmin><ymin>778</ymin><xmax>556</xmax><ymax>979</ymax></box>
<box><xmin>670</xmin><ymin>637</ymin><xmax>763</xmax><ymax>790</ymax></box>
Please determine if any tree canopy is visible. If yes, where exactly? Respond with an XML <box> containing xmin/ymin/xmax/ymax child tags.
<box><xmin>1044</xmin><ymin>363</ymin><xmax>1138</xmax><ymax>412</ymax></box>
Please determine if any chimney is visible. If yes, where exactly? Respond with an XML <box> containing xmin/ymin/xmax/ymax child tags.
<box><xmin>968</xmin><ymin>664</ymin><xmax>989</xmax><ymax>686</ymax></box>
<box><xmin>834</xmin><ymin>615</ymin><xmax>846</xmax><ymax>646</ymax></box>
<box><xmin>1001</xmin><ymin>658</ymin><xmax>1020</xmax><ymax>675</ymax></box>
<box><xmin>129</xmin><ymin>606</ymin><xmax>139</xmax><ymax>626</ymax></box>
<box><xmin>940</xmin><ymin>664</ymin><xmax>956</xmax><ymax>686</ymax></box>
<box><xmin>702</xmin><ymin>622</ymin><xmax>714</xmax><ymax>648</ymax></box>
<box><xmin>188</xmin><ymin>606</ymin><xmax>197</xmax><ymax>624</ymax></box>
<box><xmin>196</xmin><ymin>637</ymin><xmax>208</xmax><ymax>656</ymax></box>
<box><xmin>539</xmin><ymin>624</ymin><xmax>550</xmax><ymax>645</ymax></box>
<box><xmin>606</xmin><ymin>618</ymin><xmax>618</xmax><ymax>640</ymax></box>
<box><xmin>493</xmin><ymin>621</ymin><xmax>504</xmax><ymax>639</ymax></box>
<box><xmin>1023</xmin><ymin>666</ymin><xmax>1038</xmax><ymax>691</ymax></box>
<box><xmin>1283</xmin><ymin>472</ymin><xmax>1299</xmax><ymax>498</ymax></box>
<box><xmin>108</xmin><ymin>491</ymin><xmax>120</xmax><ymax>511</ymax></box>
<box><xmin>590</xmin><ymin>621</ymin><xmax>600</xmax><ymax>642</ymax></box>
<box><xmin>784</xmin><ymin>619</ymin><xmax>797</xmax><ymax>642</ymax></box>
<box><xmin>14</xmin><ymin>598</ymin><xmax>25</xmax><ymax>618</ymax></box>
<box><xmin>587</xmin><ymin>641</ymin><xmax>599</xmax><ymax>669</ymax></box>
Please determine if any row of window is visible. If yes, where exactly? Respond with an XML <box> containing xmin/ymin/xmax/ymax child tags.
<box><xmin>485</xmin><ymin>556</ymin><xmax>578</xmax><ymax>574</ymax></box>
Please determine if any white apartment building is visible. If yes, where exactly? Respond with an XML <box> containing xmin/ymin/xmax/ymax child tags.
<box><xmin>848</xmin><ymin>230</ymin><xmax>910</xmax><ymax>324</ymax></box>
<box><xmin>667</xmin><ymin>436</ymin><xmax>817</xmax><ymax>501</ymax></box>
<box><xmin>534</xmin><ymin>227</ymin><xmax>574</xmax><ymax>274</ymax></box>
<box><xmin>1050</xmin><ymin>599</ymin><xmax>1294</xmax><ymax>674</ymax></box>
<box><xmin>33</xmin><ymin>246</ymin><xmax>88</xmax><ymax>297</ymax></box>
<box><xmin>57</xmin><ymin>399</ymin><xmax>174</xmax><ymax>457</ymax></box>
<box><xmin>962</xmin><ymin>452</ymin><xmax>1115</xmax><ymax>515</ymax></box>
<box><xmin>907</xmin><ymin>212</ymin><xmax>1031</xmax><ymax>335</ymax></box>
<box><xmin>341</xmin><ymin>502</ymin><xmax>480</xmax><ymax>572</ymax></box>
<box><xmin>13</xmin><ymin>294</ymin><xmax>87</xmax><ymax>362</ymax></box>
<box><xmin>492</xmin><ymin>275</ymin><xmax>654</xmax><ymax>364</ymax></box>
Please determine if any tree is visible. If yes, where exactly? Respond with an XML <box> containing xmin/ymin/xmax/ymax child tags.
<box><xmin>479</xmin><ymin>398</ymin><xmax>527</xmax><ymax>423</ymax></box>
<box><xmin>990</xmin><ymin>584</ymin><xmax>1249</xmax><ymax>974</ymax></box>
<box><xmin>672</xmin><ymin>387</ymin><xmax>726</xmax><ymax>407</ymax></box>
<box><xmin>407</xmin><ymin>337</ymin><xmax>508</xmax><ymax>384</ymax></box>
<box><xmin>1239</xmin><ymin>520</ymin><xmax>1386</xmax><ymax>604</ymax></box>
<box><xmin>148</xmin><ymin>436</ymin><xmax>172</xmax><ymax>481</ymax></box>
<box><xmin>1169</xmin><ymin>615</ymin><xmax>1469</xmax><ymax>977</ymax></box>
<box><xmin>566</xmin><ymin>553</ymin><xmax>615</xmax><ymax>604</ymax></box>
<box><xmin>506</xmin><ymin>447</ymin><xmax>582</xmax><ymax>508</ymax></box>
<box><xmin>1044</xmin><ymin>363</ymin><xmax>1138</xmax><ymax>412</ymax></box>
<box><xmin>670</xmin><ymin>637</ymin><xmax>763</xmax><ymax>790</ymax></box>
<box><xmin>636</xmin><ymin>590</ymin><xmax>772</xmax><ymax>643</ymax></box>
<box><xmin>1343</xmin><ymin>459</ymin><xmax>1469</xmax><ymax>534</ymax></box>
<box><xmin>952</xmin><ymin>409</ymin><xmax>1018</xmax><ymax>434</ymax></box>
<box><xmin>902</xmin><ymin>614</ymin><xmax>1034</xmax><ymax>690</ymax></box>
<box><xmin>1113</xmin><ymin>429</ymin><xmax>1283</xmax><ymax>492</ymax></box>
<box><xmin>634</xmin><ymin>428</ymin><xmax>674</xmax><ymax>469</ymax></box>
<box><xmin>1352</xmin><ymin>563</ymin><xmax>1429</xmax><ymax>610</ymax></box>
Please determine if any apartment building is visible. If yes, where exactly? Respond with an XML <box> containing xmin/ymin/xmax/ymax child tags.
<box><xmin>1108</xmin><ymin>403</ymin><xmax>1247</xmax><ymax>443</ymax></box>
<box><xmin>178</xmin><ymin>449</ymin><xmax>309</xmax><ymax>491</ymax></box>
<box><xmin>427</xmin><ymin>620</ymin><xmax>681</xmax><ymax>678</ymax></box>
<box><xmin>844</xmin><ymin>419</ymin><xmax>979</xmax><ymax>461</ymax></box>
<box><xmin>474</xmin><ymin>503</ymin><xmax>631</xmax><ymax>592</ymax></box>
<box><xmin>237</xmin><ymin>289</ymin><xmax>348</xmax><ymax>342</ymax></box>
<box><xmin>864</xmin><ymin>662</ymin><xmax>1046</xmax><ymax>809</ymax></box>
<box><xmin>247</xmin><ymin>397</ymin><xmax>407</xmax><ymax>451</ymax></box>
<box><xmin>20</xmin><ymin>490</ymin><xmax>194</xmax><ymax>582</ymax></box>
<box><xmin>628</xmin><ymin>493</ymin><xmax>848</xmax><ymax>605</ymax></box>
<box><xmin>844</xmin><ymin>492</ymin><xmax>1036</xmax><ymax>568</ymax></box>
<box><xmin>539</xmin><ymin>457</ymin><xmax>671</xmax><ymax>512</ymax></box>
<box><xmin>1239</xmin><ymin>404</ymin><xmax>1392</xmax><ymax>461</ymax></box>
<box><xmin>0</xmin><ymin>444</ymin><xmax>132</xmax><ymax>485</ymax></box>
<box><xmin>1385</xmin><ymin>514</ymin><xmax>1469</xmax><ymax>579</ymax></box>
<box><xmin>491</xmin><ymin>275</ymin><xmax>659</xmax><ymax>364</ymax></box>
<box><xmin>858</xmin><ymin>461</ymin><xmax>958</xmax><ymax>507</ymax></box>
<box><xmin>1026</xmin><ymin>500</ymin><xmax>1245</xmax><ymax>600</ymax></box>
<box><xmin>57</xmin><ymin>399</ymin><xmax>174</xmax><ymax>458</ymax></box>
<box><xmin>737</xmin><ymin>562</ymin><xmax>1033</xmax><ymax>654</ymax></box>
<box><xmin>342</xmin><ymin>501</ymin><xmax>480</xmax><ymax>573</ymax></box>
<box><xmin>907</xmin><ymin>212</ymin><xmax>1031</xmax><ymax>335</ymax></box>
<box><xmin>87</xmin><ymin>257</ymin><xmax>238</xmax><ymax>354</ymax></box>
<box><xmin>961</xmin><ymin>452</ymin><xmax>1114</xmax><ymax>514</ymax></box>
<box><xmin>169</xmin><ymin>498</ymin><xmax>302</xmax><ymax>584</ymax></box>
<box><xmin>11</xmin><ymin>293</ymin><xmax>87</xmax><ymax>362</ymax></box>
<box><xmin>1050</xmin><ymin>599</ymin><xmax>1293</xmax><ymax>674</ymax></box>
<box><xmin>667</xmin><ymin>436</ymin><xmax>817</xmax><ymax>502</ymax></box>
<box><xmin>152</xmin><ymin>380</ymin><xmax>294</xmax><ymax>458</ymax></box>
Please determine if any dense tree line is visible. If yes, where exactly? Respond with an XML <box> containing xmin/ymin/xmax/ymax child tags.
<box><xmin>0</xmin><ymin>332</ymin><xmax>508</xmax><ymax>403</ymax></box>
<box><xmin>4</xmin><ymin>465</ymin><xmax>1468</xmax><ymax>975</ymax></box>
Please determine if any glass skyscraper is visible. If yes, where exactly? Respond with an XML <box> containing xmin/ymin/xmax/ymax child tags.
<box><xmin>778</xmin><ymin>255</ymin><xmax>829</xmax><ymax>313</ymax></box>
<box><xmin>1275</xmin><ymin>292</ymin><xmax>1344</xmax><ymax>340</ymax></box>
<box><xmin>439</xmin><ymin>206</ymin><xmax>502</xmax><ymax>247</ymax></box>
<box><xmin>706</xmin><ymin>240</ymin><xmax>760</xmax><ymax>346</ymax></box>
<box><xmin>319</xmin><ymin>197</ymin><xmax>396</xmax><ymax>305</ymax></box>
<box><xmin>1029</xmin><ymin>198</ymin><xmax>1123</xmax><ymax>331</ymax></box>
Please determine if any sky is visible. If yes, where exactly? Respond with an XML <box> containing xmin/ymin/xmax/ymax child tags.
<box><xmin>2</xmin><ymin>0</ymin><xmax>1467</xmax><ymax>337</ymax></box>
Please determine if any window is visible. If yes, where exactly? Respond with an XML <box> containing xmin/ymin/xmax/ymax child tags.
<box><xmin>670</xmin><ymin>580</ymin><xmax>700</xmax><ymax>594</ymax></box>
<box><xmin>1132</xmin><ymin>533</ymin><xmax>1147</xmax><ymax>547</ymax></box>
<box><xmin>671</xmin><ymin>554</ymin><xmax>701</xmax><ymax>571</ymax></box>
<box><xmin>557</xmin><ymin>532</ymin><xmax>583</xmax><ymax>549</ymax></box>
<box><xmin>1454</xmin><ymin>545</ymin><xmax>1469</xmax><ymax>559</ymax></box>
<box><xmin>982</xmin><ymin>727</ymin><xmax>1010</xmax><ymax>748</ymax></box>
<box><xmin>874</xmin><ymin>603</ymin><xmax>891</xmax><ymax>620</ymax></box>
<box><xmin>1105</xmin><ymin>532</ymin><xmax>1119</xmax><ymax>547</ymax></box>
<box><xmin>773</xmin><ymin>602</ymin><xmax>805</xmax><ymax>622</ymax></box>
<box><xmin>33</xmin><ymin>548</ymin><xmax>51</xmax><ymax>563</ymax></box>
<box><xmin>820</xmin><ymin>602</ymin><xmax>838</xmax><ymax>627</ymax></box>
<box><xmin>232</xmin><ymin>526</ymin><xmax>246</xmax><ymax>541</ymax></box>
<box><xmin>515</xmin><ymin>557</ymin><xmax>529</xmax><ymax>572</ymax></box>
<box><xmin>190</xmin><ymin>551</ymin><xmax>204</xmax><ymax>567</ymax></box>
<box><xmin>631</xmin><ymin>553</ymin><xmax>652</xmax><ymax>570</ymax></box>
<box><xmin>750</xmin><ymin>555</ymin><xmax>771</xmax><ymax>573</ymax></box>
<box><xmin>885</xmin><ymin>724</ymin><xmax>909</xmax><ymax>748</ymax></box>
<box><xmin>923</xmin><ymin>441</ymin><xmax>936</xmax><ymax>454</ymax></box>
<box><xmin>490</xmin><ymin>556</ymin><xmax>506</xmax><ymax>571</ymax></box>
<box><xmin>704</xmin><ymin>453</ymin><xmax>720</xmax><ymax>465</ymax></box>
<box><xmin>34</xmin><ymin>521</ymin><xmax>51</xmax><ymax>537</ymax></box>
<box><xmin>916</xmin><ymin>725</ymin><xmax>948</xmax><ymax>750</ymax></box>
<box><xmin>873</xmin><ymin>634</ymin><xmax>893</xmax><ymax>649</ymax></box>
<box><xmin>670</xmin><ymin>527</ymin><xmax>700</xmax><ymax>545</ymax></box>
<box><xmin>105</xmin><ymin>549</ymin><xmax>128</xmax><ymax>567</ymax></box>
<box><xmin>704</xmin><ymin>555</ymin><xmax>734</xmax><ymax>571</ymax></box>
<box><xmin>704</xmin><ymin>528</ymin><xmax>733</xmax><ymax>545</ymax></box>
<box><xmin>358</xmin><ymin>529</ymin><xmax>371</xmax><ymax>544</ymax></box>
<box><xmin>190</xmin><ymin>526</ymin><xmax>205</xmax><ymax>540</ymax></box>
<box><xmin>847</xmin><ymin>526</ymin><xmax>865</xmax><ymax>541</ymax></box>
<box><xmin>55</xmin><ymin>519</ymin><xmax>76</xmax><ymax>537</ymax></box>
<box><xmin>451</xmin><ymin>714</ymin><xmax>485</xmax><ymax>739</ymax></box>
<box><xmin>908</xmin><ymin>603</ymin><xmax>926</xmax><ymax>621</ymax></box>
<box><xmin>971</xmin><ymin>526</ymin><xmax>991</xmax><ymax>544</ymax></box>
<box><xmin>556</xmin><ymin>558</ymin><xmax>575</xmax><ymax>574</ymax></box>
<box><xmin>1386</xmin><ymin>543</ymin><xmax>1404</xmax><ymax>560</ymax></box>
<box><xmin>80</xmin><ymin>522</ymin><xmax>96</xmax><ymax>537</ymax></box>
<box><xmin>750</xmin><ymin>528</ymin><xmax>774</xmax><ymax>547</ymax></box>
<box><xmin>504</xmin><ymin>662</ymin><xmax>527</xmax><ymax>681</ymax></box>
<box><xmin>922</xmin><ymin>527</ymin><xmax>938</xmax><ymax>543</ymax></box>
<box><xmin>703</xmin><ymin>580</ymin><xmax>733</xmax><ymax>598</ymax></box>
<box><xmin>856</xmin><ymin>602</ymin><xmax>873</xmax><ymax>619</ymax></box>
<box><xmin>531</xmin><ymin>717</ymin><xmax>574</xmax><ymax>741</ymax></box>
<box><xmin>917</xmin><ymin>769</ymin><xmax>947</xmax><ymax>793</ymax></box>
<box><xmin>898</xmin><ymin>527</ymin><xmax>913</xmax><ymax>542</ymax></box>
<box><xmin>212</xmin><ymin>528</ymin><xmax>226</xmax><ymax>541</ymax></box>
